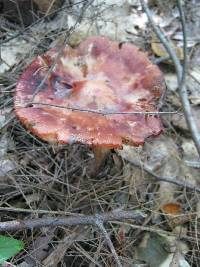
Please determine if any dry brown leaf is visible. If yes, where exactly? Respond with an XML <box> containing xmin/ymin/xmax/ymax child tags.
<box><xmin>162</xmin><ymin>203</ymin><xmax>182</xmax><ymax>215</ymax></box>
<box><xmin>151</xmin><ymin>41</ymin><xmax>183</xmax><ymax>61</ymax></box>
<box><xmin>162</xmin><ymin>203</ymin><xmax>183</xmax><ymax>227</ymax></box>
<box><xmin>171</xmin><ymin>107</ymin><xmax>200</xmax><ymax>132</ymax></box>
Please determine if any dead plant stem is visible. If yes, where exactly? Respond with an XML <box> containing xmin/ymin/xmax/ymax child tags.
<box><xmin>0</xmin><ymin>210</ymin><xmax>144</xmax><ymax>232</ymax></box>
<box><xmin>96</xmin><ymin>220</ymin><xmax>122</xmax><ymax>267</ymax></box>
<box><xmin>27</xmin><ymin>102</ymin><xmax>179</xmax><ymax>115</ymax></box>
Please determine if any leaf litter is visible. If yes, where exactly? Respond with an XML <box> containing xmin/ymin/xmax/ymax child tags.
<box><xmin>0</xmin><ymin>0</ymin><xmax>200</xmax><ymax>266</ymax></box>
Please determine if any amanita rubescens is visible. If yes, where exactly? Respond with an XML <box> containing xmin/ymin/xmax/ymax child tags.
<box><xmin>15</xmin><ymin>36</ymin><xmax>165</xmax><ymax>171</ymax></box>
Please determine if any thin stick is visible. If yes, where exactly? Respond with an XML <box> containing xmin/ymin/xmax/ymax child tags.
<box><xmin>140</xmin><ymin>0</ymin><xmax>200</xmax><ymax>158</ymax></box>
<box><xmin>26</xmin><ymin>102</ymin><xmax>179</xmax><ymax>115</ymax></box>
<box><xmin>0</xmin><ymin>210</ymin><xmax>145</xmax><ymax>232</ymax></box>
<box><xmin>96</xmin><ymin>220</ymin><xmax>122</xmax><ymax>267</ymax></box>
<box><xmin>0</xmin><ymin>206</ymin><xmax>77</xmax><ymax>216</ymax></box>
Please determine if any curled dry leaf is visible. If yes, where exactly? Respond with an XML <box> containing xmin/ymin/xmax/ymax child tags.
<box><xmin>151</xmin><ymin>41</ymin><xmax>184</xmax><ymax>61</ymax></box>
<box><xmin>162</xmin><ymin>202</ymin><xmax>192</xmax><ymax>227</ymax></box>
<box><xmin>15</xmin><ymin>36</ymin><xmax>165</xmax><ymax>148</ymax></box>
<box><xmin>162</xmin><ymin>203</ymin><xmax>182</xmax><ymax>215</ymax></box>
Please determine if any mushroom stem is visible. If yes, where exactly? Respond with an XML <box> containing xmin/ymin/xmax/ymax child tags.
<box><xmin>92</xmin><ymin>146</ymin><xmax>111</xmax><ymax>174</ymax></box>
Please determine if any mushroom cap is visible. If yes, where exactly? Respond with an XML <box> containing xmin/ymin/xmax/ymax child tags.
<box><xmin>15</xmin><ymin>36</ymin><xmax>165</xmax><ymax>148</ymax></box>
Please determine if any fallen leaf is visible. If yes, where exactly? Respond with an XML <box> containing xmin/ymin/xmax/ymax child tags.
<box><xmin>136</xmin><ymin>233</ymin><xmax>171</xmax><ymax>267</ymax></box>
<box><xmin>171</xmin><ymin>107</ymin><xmax>200</xmax><ymax>132</ymax></box>
<box><xmin>164</xmin><ymin>73</ymin><xmax>178</xmax><ymax>92</ymax></box>
<box><xmin>188</xmin><ymin>68</ymin><xmax>200</xmax><ymax>105</ymax></box>
<box><xmin>23</xmin><ymin>229</ymin><xmax>55</xmax><ymax>266</ymax></box>
<box><xmin>137</xmin><ymin>232</ymin><xmax>190</xmax><ymax>267</ymax></box>
<box><xmin>161</xmin><ymin>203</ymin><xmax>189</xmax><ymax>227</ymax></box>
<box><xmin>181</xmin><ymin>138</ymin><xmax>199</xmax><ymax>163</ymax></box>
<box><xmin>0</xmin><ymin>39</ymin><xmax>32</xmax><ymax>74</ymax></box>
<box><xmin>151</xmin><ymin>41</ymin><xmax>183</xmax><ymax>61</ymax></box>
<box><xmin>162</xmin><ymin>203</ymin><xmax>182</xmax><ymax>215</ymax></box>
<box><xmin>0</xmin><ymin>235</ymin><xmax>24</xmax><ymax>264</ymax></box>
<box><xmin>169</xmin><ymin>250</ymin><xmax>190</xmax><ymax>267</ymax></box>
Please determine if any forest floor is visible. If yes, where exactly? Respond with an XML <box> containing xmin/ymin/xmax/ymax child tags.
<box><xmin>0</xmin><ymin>0</ymin><xmax>200</xmax><ymax>266</ymax></box>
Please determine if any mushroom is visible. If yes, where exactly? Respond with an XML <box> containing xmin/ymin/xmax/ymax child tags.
<box><xmin>14</xmin><ymin>36</ymin><xmax>165</xmax><ymax>173</ymax></box>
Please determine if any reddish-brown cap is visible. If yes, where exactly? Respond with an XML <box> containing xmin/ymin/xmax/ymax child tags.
<box><xmin>15</xmin><ymin>36</ymin><xmax>165</xmax><ymax>148</ymax></box>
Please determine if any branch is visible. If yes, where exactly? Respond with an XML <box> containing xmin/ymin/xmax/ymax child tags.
<box><xmin>0</xmin><ymin>210</ymin><xmax>145</xmax><ymax>232</ymax></box>
<box><xmin>96</xmin><ymin>221</ymin><xmax>122</xmax><ymax>267</ymax></box>
<box><xmin>140</xmin><ymin>0</ymin><xmax>200</xmax><ymax>158</ymax></box>
<box><xmin>0</xmin><ymin>209</ymin><xmax>145</xmax><ymax>266</ymax></box>
<box><xmin>0</xmin><ymin>210</ymin><xmax>141</xmax><ymax>266</ymax></box>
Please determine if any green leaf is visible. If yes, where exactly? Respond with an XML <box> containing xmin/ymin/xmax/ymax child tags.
<box><xmin>0</xmin><ymin>235</ymin><xmax>24</xmax><ymax>264</ymax></box>
<box><xmin>137</xmin><ymin>233</ymin><xmax>170</xmax><ymax>267</ymax></box>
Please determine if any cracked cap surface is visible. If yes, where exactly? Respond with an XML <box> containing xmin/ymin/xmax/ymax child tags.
<box><xmin>15</xmin><ymin>36</ymin><xmax>165</xmax><ymax>148</ymax></box>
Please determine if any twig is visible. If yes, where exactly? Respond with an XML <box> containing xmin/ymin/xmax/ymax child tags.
<box><xmin>96</xmin><ymin>220</ymin><xmax>122</xmax><ymax>267</ymax></box>
<box><xmin>140</xmin><ymin>0</ymin><xmax>200</xmax><ymax>158</ymax></box>
<box><xmin>152</xmin><ymin>55</ymin><xmax>171</xmax><ymax>64</ymax></box>
<box><xmin>124</xmin><ymin>157</ymin><xmax>200</xmax><ymax>193</ymax></box>
<box><xmin>0</xmin><ymin>206</ymin><xmax>78</xmax><ymax>216</ymax></box>
<box><xmin>0</xmin><ymin>209</ymin><xmax>143</xmax><ymax>266</ymax></box>
<box><xmin>11</xmin><ymin>202</ymin><xmax>192</xmax><ymax>266</ymax></box>
<box><xmin>27</xmin><ymin>102</ymin><xmax>179</xmax><ymax>116</ymax></box>
<box><xmin>0</xmin><ymin>210</ymin><xmax>145</xmax><ymax>232</ymax></box>
<box><xmin>184</xmin><ymin>160</ymin><xmax>200</xmax><ymax>168</ymax></box>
